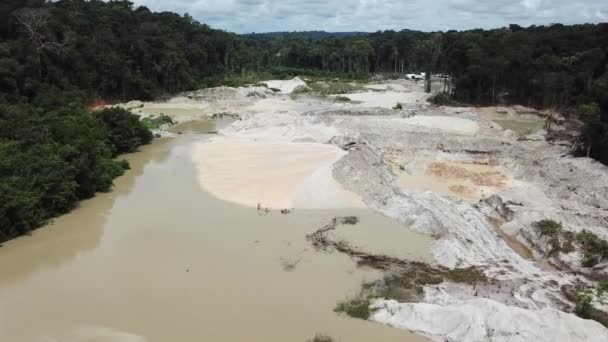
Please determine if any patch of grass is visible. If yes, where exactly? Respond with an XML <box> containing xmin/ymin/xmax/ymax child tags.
<box><xmin>415</xmin><ymin>273</ymin><xmax>443</xmax><ymax>285</ymax></box>
<box><xmin>210</xmin><ymin>112</ymin><xmax>239</xmax><ymax>119</ymax></box>
<box><xmin>561</xmin><ymin>231</ymin><xmax>576</xmax><ymax>254</ymax></box>
<box><xmin>533</xmin><ymin>219</ymin><xmax>573</xmax><ymax>257</ymax></box>
<box><xmin>575</xmin><ymin>289</ymin><xmax>594</xmax><ymax>316</ymax></box>
<box><xmin>599</xmin><ymin>279</ymin><xmax>608</xmax><ymax>296</ymax></box>
<box><xmin>444</xmin><ymin>267</ymin><xmax>487</xmax><ymax>284</ymax></box>
<box><xmin>292</xmin><ymin>85</ymin><xmax>311</xmax><ymax>94</ymax></box>
<box><xmin>307</xmin><ymin>81</ymin><xmax>363</xmax><ymax>95</ymax></box>
<box><xmin>359</xmin><ymin>269</ymin><xmax>452</xmax><ymax>305</ymax></box>
<box><xmin>334</xmin><ymin>297</ymin><xmax>373</xmax><ymax>320</ymax></box>
<box><xmin>305</xmin><ymin>334</ymin><xmax>334</xmax><ymax>342</ymax></box>
<box><xmin>576</xmin><ymin>230</ymin><xmax>608</xmax><ymax>267</ymax></box>
<box><xmin>141</xmin><ymin>114</ymin><xmax>174</xmax><ymax>130</ymax></box>
<box><xmin>575</xmin><ymin>289</ymin><xmax>608</xmax><ymax>328</ymax></box>
<box><xmin>335</xmin><ymin>96</ymin><xmax>351</xmax><ymax>102</ymax></box>
<box><xmin>561</xmin><ymin>239</ymin><xmax>576</xmax><ymax>254</ymax></box>
<box><xmin>360</xmin><ymin>275</ymin><xmax>416</xmax><ymax>302</ymax></box>
<box><xmin>269</xmin><ymin>87</ymin><xmax>281</xmax><ymax>93</ymax></box>
<box><xmin>393</xmin><ymin>103</ymin><xmax>403</xmax><ymax>110</ymax></box>
<box><xmin>377</xmin><ymin>283</ymin><xmax>413</xmax><ymax>302</ymax></box>
<box><xmin>337</xmin><ymin>216</ymin><xmax>359</xmax><ymax>225</ymax></box>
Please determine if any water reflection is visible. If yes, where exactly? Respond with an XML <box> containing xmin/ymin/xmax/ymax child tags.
<box><xmin>0</xmin><ymin>139</ymin><xmax>173</xmax><ymax>288</ymax></box>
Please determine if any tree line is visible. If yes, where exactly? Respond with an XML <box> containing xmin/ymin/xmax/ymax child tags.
<box><xmin>244</xmin><ymin>26</ymin><xmax>607</xmax><ymax>106</ymax></box>
<box><xmin>3</xmin><ymin>1</ymin><xmax>606</xmax><ymax>112</ymax></box>
<box><xmin>1</xmin><ymin>0</ymin><xmax>607</xmax><ymax>240</ymax></box>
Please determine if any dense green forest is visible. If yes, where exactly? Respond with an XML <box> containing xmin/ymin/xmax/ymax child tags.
<box><xmin>1</xmin><ymin>0</ymin><xmax>607</xmax><ymax>240</ymax></box>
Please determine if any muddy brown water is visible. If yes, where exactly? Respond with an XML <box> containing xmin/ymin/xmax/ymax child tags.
<box><xmin>168</xmin><ymin>117</ymin><xmax>237</xmax><ymax>134</ymax></box>
<box><xmin>477</xmin><ymin>107</ymin><xmax>545</xmax><ymax>135</ymax></box>
<box><xmin>0</xmin><ymin>127</ymin><xmax>431</xmax><ymax>341</ymax></box>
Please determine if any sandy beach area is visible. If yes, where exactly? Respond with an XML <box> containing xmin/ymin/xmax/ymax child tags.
<box><xmin>191</xmin><ymin>137</ymin><xmax>364</xmax><ymax>209</ymax></box>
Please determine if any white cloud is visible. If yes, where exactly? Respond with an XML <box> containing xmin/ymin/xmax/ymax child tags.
<box><xmin>129</xmin><ymin>0</ymin><xmax>608</xmax><ymax>33</ymax></box>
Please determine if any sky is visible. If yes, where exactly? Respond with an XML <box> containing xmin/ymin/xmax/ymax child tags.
<box><xmin>129</xmin><ymin>0</ymin><xmax>608</xmax><ymax>33</ymax></box>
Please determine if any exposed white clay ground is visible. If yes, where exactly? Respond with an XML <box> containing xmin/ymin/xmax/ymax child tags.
<box><xmin>119</xmin><ymin>78</ymin><xmax>608</xmax><ymax>341</ymax></box>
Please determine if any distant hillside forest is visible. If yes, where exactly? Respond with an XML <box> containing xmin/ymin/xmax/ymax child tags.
<box><xmin>0</xmin><ymin>0</ymin><xmax>607</xmax><ymax>240</ymax></box>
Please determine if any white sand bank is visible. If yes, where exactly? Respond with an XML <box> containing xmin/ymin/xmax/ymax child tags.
<box><xmin>264</xmin><ymin>77</ymin><xmax>309</xmax><ymax>94</ymax></box>
<box><xmin>372</xmin><ymin>298</ymin><xmax>608</xmax><ymax>342</ymax></box>
<box><xmin>191</xmin><ymin>137</ymin><xmax>364</xmax><ymax>209</ymax></box>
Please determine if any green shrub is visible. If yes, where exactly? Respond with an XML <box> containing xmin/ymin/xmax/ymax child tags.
<box><xmin>416</xmin><ymin>273</ymin><xmax>443</xmax><ymax>285</ymax></box>
<box><xmin>444</xmin><ymin>267</ymin><xmax>487</xmax><ymax>284</ymax></box>
<box><xmin>142</xmin><ymin>114</ymin><xmax>175</xmax><ymax>130</ymax></box>
<box><xmin>575</xmin><ymin>289</ymin><xmax>608</xmax><ymax>328</ymax></box>
<box><xmin>561</xmin><ymin>238</ymin><xmax>576</xmax><ymax>254</ymax></box>
<box><xmin>577</xmin><ymin>103</ymin><xmax>601</xmax><ymax>123</ymax></box>
<box><xmin>0</xmin><ymin>103</ymin><xmax>148</xmax><ymax>242</ymax></box>
<box><xmin>308</xmin><ymin>81</ymin><xmax>363</xmax><ymax>95</ymax></box>
<box><xmin>97</xmin><ymin>107</ymin><xmax>153</xmax><ymax>155</ymax></box>
<box><xmin>534</xmin><ymin>219</ymin><xmax>562</xmax><ymax>237</ymax></box>
<box><xmin>335</xmin><ymin>96</ymin><xmax>351</xmax><ymax>102</ymax></box>
<box><xmin>428</xmin><ymin>92</ymin><xmax>455</xmax><ymax>106</ymax></box>
<box><xmin>576</xmin><ymin>230</ymin><xmax>608</xmax><ymax>267</ymax></box>
<box><xmin>576</xmin><ymin>290</ymin><xmax>594</xmax><ymax>317</ymax></box>
<box><xmin>292</xmin><ymin>85</ymin><xmax>311</xmax><ymax>94</ymax></box>
<box><xmin>598</xmin><ymin>279</ymin><xmax>608</xmax><ymax>296</ymax></box>
<box><xmin>334</xmin><ymin>298</ymin><xmax>373</xmax><ymax>320</ymax></box>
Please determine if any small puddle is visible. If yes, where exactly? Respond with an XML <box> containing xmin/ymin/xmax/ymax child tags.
<box><xmin>168</xmin><ymin>116</ymin><xmax>237</xmax><ymax>134</ymax></box>
<box><xmin>477</xmin><ymin>107</ymin><xmax>544</xmax><ymax>135</ymax></box>
<box><xmin>329</xmin><ymin>214</ymin><xmax>432</xmax><ymax>261</ymax></box>
<box><xmin>0</xmin><ymin>135</ymin><xmax>430</xmax><ymax>342</ymax></box>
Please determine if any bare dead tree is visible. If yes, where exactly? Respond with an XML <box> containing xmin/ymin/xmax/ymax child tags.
<box><xmin>544</xmin><ymin>108</ymin><xmax>555</xmax><ymax>132</ymax></box>
<box><xmin>544</xmin><ymin>107</ymin><xmax>564</xmax><ymax>133</ymax></box>
<box><xmin>14</xmin><ymin>8</ymin><xmax>64</xmax><ymax>79</ymax></box>
<box><xmin>14</xmin><ymin>9</ymin><xmax>64</xmax><ymax>54</ymax></box>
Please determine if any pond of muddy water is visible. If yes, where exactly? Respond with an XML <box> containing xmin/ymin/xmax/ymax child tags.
<box><xmin>168</xmin><ymin>116</ymin><xmax>236</xmax><ymax>134</ymax></box>
<box><xmin>0</xmin><ymin>129</ymin><xmax>431</xmax><ymax>342</ymax></box>
<box><xmin>477</xmin><ymin>107</ymin><xmax>545</xmax><ymax>135</ymax></box>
